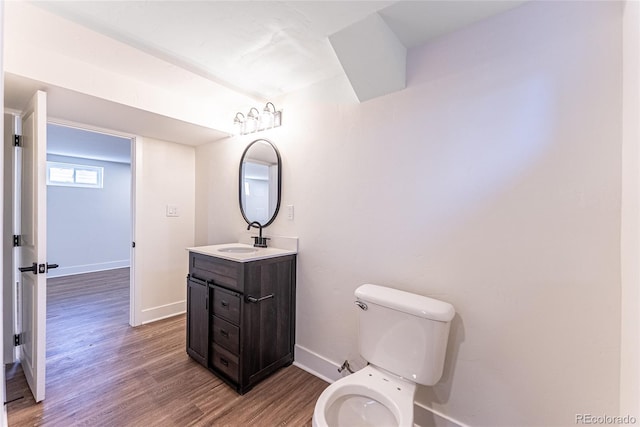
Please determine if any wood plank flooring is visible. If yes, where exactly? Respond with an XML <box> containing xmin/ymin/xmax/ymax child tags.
<box><xmin>6</xmin><ymin>268</ymin><xmax>328</xmax><ymax>426</ymax></box>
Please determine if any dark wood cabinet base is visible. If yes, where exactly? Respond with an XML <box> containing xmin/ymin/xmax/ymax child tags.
<box><xmin>186</xmin><ymin>251</ymin><xmax>297</xmax><ymax>394</ymax></box>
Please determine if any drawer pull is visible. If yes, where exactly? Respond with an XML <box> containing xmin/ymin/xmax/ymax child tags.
<box><xmin>246</xmin><ymin>294</ymin><xmax>274</xmax><ymax>303</ymax></box>
<box><xmin>220</xmin><ymin>329</ymin><xmax>229</xmax><ymax>338</ymax></box>
<box><xmin>221</xmin><ymin>300</ymin><xmax>229</xmax><ymax>308</ymax></box>
<box><xmin>220</xmin><ymin>358</ymin><xmax>229</xmax><ymax>367</ymax></box>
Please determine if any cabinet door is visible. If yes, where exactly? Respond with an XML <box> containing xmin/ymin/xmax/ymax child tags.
<box><xmin>186</xmin><ymin>277</ymin><xmax>209</xmax><ymax>366</ymax></box>
<box><xmin>243</xmin><ymin>259</ymin><xmax>294</xmax><ymax>378</ymax></box>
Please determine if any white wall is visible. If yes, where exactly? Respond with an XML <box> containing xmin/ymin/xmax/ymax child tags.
<box><xmin>134</xmin><ymin>136</ymin><xmax>195</xmax><ymax>325</ymax></box>
<box><xmin>621</xmin><ymin>0</ymin><xmax>640</xmax><ymax>418</ymax></box>
<box><xmin>47</xmin><ymin>154</ymin><xmax>131</xmax><ymax>277</ymax></box>
<box><xmin>195</xmin><ymin>139</ymin><xmax>246</xmax><ymax>246</ymax></box>
<box><xmin>196</xmin><ymin>2</ymin><xmax>625</xmax><ymax>426</ymax></box>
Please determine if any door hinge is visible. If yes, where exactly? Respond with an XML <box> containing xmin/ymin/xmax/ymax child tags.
<box><xmin>13</xmin><ymin>135</ymin><xmax>22</xmax><ymax>147</ymax></box>
<box><xmin>13</xmin><ymin>235</ymin><xmax>21</xmax><ymax>247</ymax></box>
<box><xmin>13</xmin><ymin>333</ymin><xmax>23</xmax><ymax>346</ymax></box>
<box><xmin>132</xmin><ymin>241</ymin><xmax>136</xmax><ymax>248</ymax></box>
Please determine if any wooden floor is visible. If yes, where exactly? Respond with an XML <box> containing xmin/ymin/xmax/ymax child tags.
<box><xmin>6</xmin><ymin>268</ymin><xmax>328</xmax><ymax>426</ymax></box>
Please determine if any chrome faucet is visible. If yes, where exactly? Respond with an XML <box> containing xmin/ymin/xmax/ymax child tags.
<box><xmin>247</xmin><ymin>221</ymin><xmax>269</xmax><ymax>248</ymax></box>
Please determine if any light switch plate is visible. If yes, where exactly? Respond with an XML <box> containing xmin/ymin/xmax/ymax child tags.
<box><xmin>166</xmin><ymin>204</ymin><xmax>179</xmax><ymax>217</ymax></box>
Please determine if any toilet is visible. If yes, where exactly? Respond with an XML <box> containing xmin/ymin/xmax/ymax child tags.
<box><xmin>312</xmin><ymin>284</ymin><xmax>455</xmax><ymax>427</ymax></box>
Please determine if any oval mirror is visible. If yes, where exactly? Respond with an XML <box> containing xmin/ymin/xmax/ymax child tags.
<box><xmin>239</xmin><ymin>139</ymin><xmax>282</xmax><ymax>227</ymax></box>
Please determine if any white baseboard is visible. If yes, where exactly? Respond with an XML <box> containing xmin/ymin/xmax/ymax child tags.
<box><xmin>414</xmin><ymin>403</ymin><xmax>469</xmax><ymax>427</ymax></box>
<box><xmin>293</xmin><ymin>344</ymin><xmax>341</xmax><ymax>384</ymax></box>
<box><xmin>293</xmin><ymin>344</ymin><xmax>466</xmax><ymax>427</ymax></box>
<box><xmin>47</xmin><ymin>260</ymin><xmax>130</xmax><ymax>278</ymax></box>
<box><xmin>140</xmin><ymin>300</ymin><xmax>186</xmax><ymax>325</ymax></box>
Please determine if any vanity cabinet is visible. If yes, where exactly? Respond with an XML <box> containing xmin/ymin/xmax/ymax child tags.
<box><xmin>186</xmin><ymin>251</ymin><xmax>296</xmax><ymax>394</ymax></box>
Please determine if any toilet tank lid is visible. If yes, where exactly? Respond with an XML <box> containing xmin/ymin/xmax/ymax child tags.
<box><xmin>355</xmin><ymin>284</ymin><xmax>455</xmax><ymax>322</ymax></box>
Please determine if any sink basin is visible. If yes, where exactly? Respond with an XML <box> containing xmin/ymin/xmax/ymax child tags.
<box><xmin>218</xmin><ymin>246</ymin><xmax>257</xmax><ymax>254</ymax></box>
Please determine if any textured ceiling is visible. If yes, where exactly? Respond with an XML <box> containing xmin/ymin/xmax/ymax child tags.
<box><xmin>34</xmin><ymin>1</ymin><xmax>527</xmax><ymax>99</ymax></box>
<box><xmin>34</xmin><ymin>1</ymin><xmax>394</xmax><ymax>98</ymax></box>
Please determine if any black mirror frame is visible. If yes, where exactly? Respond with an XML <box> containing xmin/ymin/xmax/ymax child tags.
<box><xmin>238</xmin><ymin>138</ymin><xmax>282</xmax><ymax>228</ymax></box>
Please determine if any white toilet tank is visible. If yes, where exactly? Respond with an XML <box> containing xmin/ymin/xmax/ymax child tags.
<box><xmin>355</xmin><ymin>284</ymin><xmax>455</xmax><ymax>386</ymax></box>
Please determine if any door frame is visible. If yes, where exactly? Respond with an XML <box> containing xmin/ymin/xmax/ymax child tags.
<box><xmin>3</xmin><ymin>112</ymin><xmax>19</xmax><ymax>365</ymax></box>
<box><xmin>46</xmin><ymin>118</ymin><xmax>140</xmax><ymax>326</ymax></box>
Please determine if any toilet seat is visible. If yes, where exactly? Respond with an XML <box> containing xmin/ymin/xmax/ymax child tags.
<box><xmin>312</xmin><ymin>365</ymin><xmax>416</xmax><ymax>427</ymax></box>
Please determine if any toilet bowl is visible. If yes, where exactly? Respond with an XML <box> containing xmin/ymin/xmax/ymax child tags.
<box><xmin>312</xmin><ymin>365</ymin><xmax>416</xmax><ymax>427</ymax></box>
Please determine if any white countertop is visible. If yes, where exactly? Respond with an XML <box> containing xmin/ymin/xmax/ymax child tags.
<box><xmin>187</xmin><ymin>243</ymin><xmax>297</xmax><ymax>263</ymax></box>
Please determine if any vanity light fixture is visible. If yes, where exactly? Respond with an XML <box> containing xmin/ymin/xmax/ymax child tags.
<box><xmin>245</xmin><ymin>107</ymin><xmax>260</xmax><ymax>134</ymax></box>
<box><xmin>233</xmin><ymin>112</ymin><xmax>246</xmax><ymax>136</ymax></box>
<box><xmin>233</xmin><ymin>102</ymin><xmax>283</xmax><ymax>135</ymax></box>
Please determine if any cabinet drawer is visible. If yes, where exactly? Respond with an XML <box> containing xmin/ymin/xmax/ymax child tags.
<box><xmin>190</xmin><ymin>253</ymin><xmax>242</xmax><ymax>291</ymax></box>
<box><xmin>213</xmin><ymin>287</ymin><xmax>241</xmax><ymax>325</ymax></box>
<box><xmin>211</xmin><ymin>343</ymin><xmax>239</xmax><ymax>382</ymax></box>
<box><xmin>211</xmin><ymin>315</ymin><xmax>240</xmax><ymax>354</ymax></box>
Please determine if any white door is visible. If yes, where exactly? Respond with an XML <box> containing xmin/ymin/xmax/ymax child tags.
<box><xmin>17</xmin><ymin>90</ymin><xmax>48</xmax><ymax>402</ymax></box>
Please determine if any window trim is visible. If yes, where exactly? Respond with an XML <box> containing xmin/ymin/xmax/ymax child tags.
<box><xmin>46</xmin><ymin>161</ymin><xmax>104</xmax><ymax>189</ymax></box>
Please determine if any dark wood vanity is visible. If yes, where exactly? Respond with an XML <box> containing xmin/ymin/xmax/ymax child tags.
<box><xmin>186</xmin><ymin>249</ymin><xmax>296</xmax><ymax>394</ymax></box>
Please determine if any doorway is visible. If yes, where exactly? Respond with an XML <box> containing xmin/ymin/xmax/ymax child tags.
<box><xmin>46</xmin><ymin>123</ymin><xmax>132</xmax><ymax>280</ymax></box>
<box><xmin>45</xmin><ymin>122</ymin><xmax>134</xmax><ymax>369</ymax></box>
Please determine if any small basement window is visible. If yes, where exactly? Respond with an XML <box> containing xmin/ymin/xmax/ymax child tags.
<box><xmin>46</xmin><ymin>162</ymin><xmax>104</xmax><ymax>188</ymax></box>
